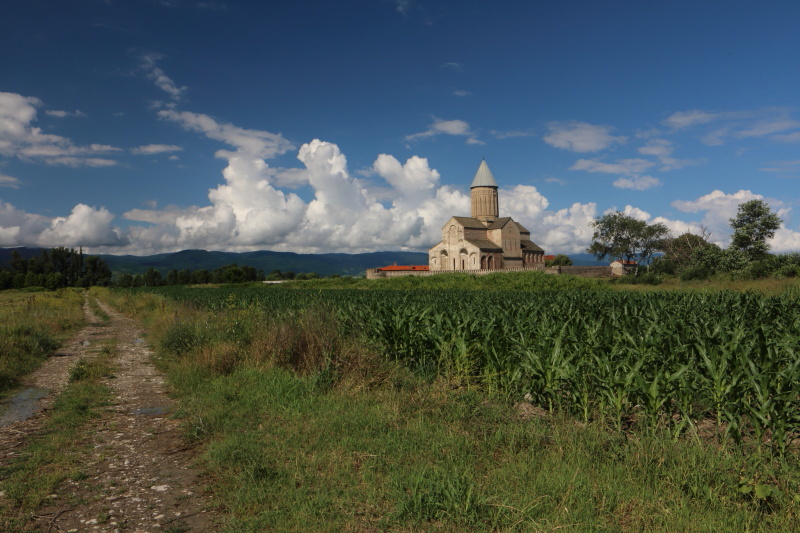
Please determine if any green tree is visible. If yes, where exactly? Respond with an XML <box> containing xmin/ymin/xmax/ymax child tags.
<box><xmin>729</xmin><ymin>199</ymin><xmax>781</xmax><ymax>261</ymax></box>
<box><xmin>545</xmin><ymin>254</ymin><xmax>573</xmax><ymax>267</ymax></box>
<box><xmin>143</xmin><ymin>267</ymin><xmax>162</xmax><ymax>287</ymax></box>
<box><xmin>654</xmin><ymin>230</ymin><xmax>712</xmax><ymax>274</ymax></box>
<box><xmin>587</xmin><ymin>212</ymin><xmax>668</xmax><ymax>272</ymax></box>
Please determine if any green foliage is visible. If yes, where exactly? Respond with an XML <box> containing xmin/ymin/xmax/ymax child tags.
<box><xmin>587</xmin><ymin>211</ymin><xmax>668</xmax><ymax>267</ymax></box>
<box><xmin>0</xmin><ymin>290</ymin><xmax>83</xmax><ymax>393</ymax></box>
<box><xmin>729</xmin><ymin>199</ymin><xmax>782</xmax><ymax>261</ymax></box>
<box><xmin>393</xmin><ymin>469</ymin><xmax>489</xmax><ymax>526</ymax></box>
<box><xmin>0</xmin><ymin>247</ymin><xmax>111</xmax><ymax>289</ymax></box>
<box><xmin>545</xmin><ymin>254</ymin><xmax>573</xmax><ymax>266</ymax></box>
<box><xmin>134</xmin><ymin>283</ymin><xmax>800</xmax><ymax>455</ymax></box>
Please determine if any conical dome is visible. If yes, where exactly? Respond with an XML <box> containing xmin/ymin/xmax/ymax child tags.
<box><xmin>470</xmin><ymin>160</ymin><xmax>498</xmax><ymax>188</ymax></box>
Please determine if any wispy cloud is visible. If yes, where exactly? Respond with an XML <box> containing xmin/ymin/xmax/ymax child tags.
<box><xmin>570</xmin><ymin>158</ymin><xmax>654</xmax><ymax>176</ymax></box>
<box><xmin>131</xmin><ymin>144</ymin><xmax>183</xmax><ymax>155</ymax></box>
<box><xmin>0</xmin><ymin>174</ymin><xmax>21</xmax><ymax>188</ymax></box>
<box><xmin>140</xmin><ymin>53</ymin><xmax>187</xmax><ymax>101</ymax></box>
<box><xmin>0</xmin><ymin>91</ymin><xmax>122</xmax><ymax>167</ymax></box>
<box><xmin>46</xmin><ymin>109</ymin><xmax>86</xmax><ymax>118</ymax></box>
<box><xmin>406</xmin><ymin>117</ymin><xmax>482</xmax><ymax>145</ymax></box>
<box><xmin>440</xmin><ymin>62</ymin><xmax>463</xmax><ymax>71</ymax></box>
<box><xmin>543</xmin><ymin>122</ymin><xmax>626</xmax><ymax>153</ymax></box>
<box><xmin>637</xmin><ymin>138</ymin><xmax>704</xmax><ymax>171</ymax></box>
<box><xmin>490</xmin><ymin>129</ymin><xmax>536</xmax><ymax>140</ymax></box>
<box><xmin>613</xmin><ymin>176</ymin><xmax>662</xmax><ymax>191</ymax></box>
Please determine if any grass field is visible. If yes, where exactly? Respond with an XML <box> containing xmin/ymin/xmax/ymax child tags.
<box><xmin>0</xmin><ymin>289</ymin><xmax>85</xmax><ymax>397</ymax></box>
<box><xmin>93</xmin><ymin>274</ymin><xmax>800</xmax><ymax>531</ymax></box>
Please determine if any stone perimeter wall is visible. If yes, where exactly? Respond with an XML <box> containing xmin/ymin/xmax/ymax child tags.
<box><xmin>366</xmin><ymin>264</ymin><xmax>612</xmax><ymax>279</ymax></box>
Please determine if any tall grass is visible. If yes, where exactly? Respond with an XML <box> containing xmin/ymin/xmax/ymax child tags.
<box><xmin>0</xmin><ymin>289</ymin><xmax>85</xmax><ymax>395</ymax></box>
<box><xmin>94</xmin><ymin>286</ymin><xmax>800</xmax><ymax>531</ymax></box>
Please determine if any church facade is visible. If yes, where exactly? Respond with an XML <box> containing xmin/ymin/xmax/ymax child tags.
<box><xmin>428</xmin><ymin>161</ymin><xmax>545</xmax><ymax>271</ymax></box>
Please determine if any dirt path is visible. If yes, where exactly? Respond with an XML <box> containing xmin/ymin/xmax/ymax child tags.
<box><xmin>1</xmin><ymin>297</ymin><xmax>216</xmax><ymax>532</ymax></box>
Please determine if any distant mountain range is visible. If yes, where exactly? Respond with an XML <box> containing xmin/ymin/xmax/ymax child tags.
<box><xmin>0</xmin><ymin>248</ymin><xmax>429</xmax><ymax>277</ymax></box>
<box><xmin>0</xmin><ymin>248</ymin><xmax>608</xmax><ymax>277</ymax></box>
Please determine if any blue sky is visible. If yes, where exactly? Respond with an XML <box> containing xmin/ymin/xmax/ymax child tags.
<box><xmin>1</xmin><ymin>0</ymin><xmax>799</xmax><ymax>255</ymax></box>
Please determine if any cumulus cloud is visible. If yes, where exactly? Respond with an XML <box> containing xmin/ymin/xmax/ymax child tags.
<box><xmin>543</xmin><ymin>121</ymin><xmax>626</xmax><ymax>153</ymax></box>
<box><xmin>0</xmin><ymin>92</ymin><xmax>122</xmax><ymax>166</ymax></box>
<box><xmin>0</xmin><ymin>199</ymin><xmax>125</xmax><ymax>248</ymax></box>
<box><xmin>613</xmin><ymin>176</ymin><xmax>662</xmax><ymax>191</ymax></box>
<box><xmin>672</xmin><ymin>189</ymin><xmax>800</xmax><ymax>253</ymax></box>
<box><xmin>406</xmin><ymin>117</ymin><xmax>482</xmax><ymax>145</ymax></box>
<box><xmin>131</xmin><ymin>144</ymin><xmax>183</xmax><ymax>155</ymax></box>
<box><xmin>38</xmin><ymin>204</ymin><xmax>127</xmax><ymax>247</ymax></box>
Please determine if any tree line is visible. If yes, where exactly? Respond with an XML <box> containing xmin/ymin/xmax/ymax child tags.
<box><xmin>588</xmin><ymin>199</ymin><xmax>798</xmax><ymax>282</ymax></box>
<box><xmin>115</xmin><ymin>267</ymin><xmax>325</xmax><ymax>287</ymax></box>
<box><xmin>0</xmin><ymin>248</ymin><xmax>112</xmax><ymax>290</ymax></box>
<box><xmin>0</xmin><ymin>247</ymin><xmax>331</xmax><ymax>290</ymax></box>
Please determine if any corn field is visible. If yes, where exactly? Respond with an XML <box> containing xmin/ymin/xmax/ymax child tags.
<box><xmin>142</xmin><ymin>286</ymin><xmax>800</xmax><ymax>450</ymax></box>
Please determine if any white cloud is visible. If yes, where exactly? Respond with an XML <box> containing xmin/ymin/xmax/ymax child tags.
<box><xmin>0</xmin><ymin>199</ymin><xmax>49</xmax><ymax>246</ymax></box>
<box><xmin>0</xmin><ymin>92</ymin><xmax>122</xmax><ymax>167</ymax></box>
<box><xmin>440</xmin><ymin>62</ymin><xmax>462</xmax><ymax>71</ymax></box>
<box><xmin>736</xmin><ymin>119</ymin><xmax>800</xmax><ymax>138</ymax></box>
<box><xmin>637</xmin><ymin>138</ymin><xmax>703</xmax><ymax>170</ymax></box>
<box><xmin>131</xmin><ymin>144</ymin><xmax>183</xmax><ymax>155</ymax></box>
<box><xmin>663</xmin><ymin>110</ymin><xmax>721</xmax><ymax>129</ymax></box>
<box><xmin>570</xmin><ymin>158</ymin><xmax>654</xmax><ymax>176</ymax></box>
<box><xmin>543</xmin><ymin>121</ymin><xmax>626</xmax><ymax>153</ymax></box>
<box><xmin>158</xmin><ymin>109</ymin><xmax>293</xmax><ymax>159</ymax></box>
<box><xmin>490</xmin><ymin>129</ymin><xmax>536</xmax><ymax>139</ymax></box>
<box><xmin>637</xmin><ymin>139</ymin><xmax>672</xmax><ymax>158</ymax></box>
<box><xmin>701</xmin><ymin>127</ymin><xmax>730</xmax><ymax>146</ymax></box>
<box><xmin>406</xmin><ymin>117</ymin><xmax>481</xmax><ymax>145</ymax></box>
<box><xmin>613</xmin><ymin>176</ymin><xmax>662</xmax><ymax>191</ymax></box>
<box><xmin>774</xmin><ymin>131</ymin><xmax>800</xmax><ymax>143</ymax></box>
<box><xmin>141</xmin><ymin>53</ymin><xmax>187</xmax><ymax>100</ymax></box>
<box><xmin>38</xmin><ymin>204</ymin><xmax>127</xmax><ymax>247</ymax></box>
<box><xmin>453</xmin><ymin>90</ymin><xmax>470</xmax><ymax>97</ymax></box>
<box><xmin>0</xmin><ymin>174</ymin><xmax>20</xmax><ymax>188</ymax></box>
<box><xmin>670</xmin><ymin>189</ymin><xmax>800</xmax><ymax>251</ymax></box>
<box><xmin>0</xmin><ymin>198</ymin><xmax>126</xmax><ymax>248</ymax></box>
<box><xmin>46</xmin><ymin>109</ymin><xmax>86</xmax><ymax>118</ymax></box>
<box><xmin>44</xmin><ymin>157</ymin><xmax>118</xmax><ymax>167</ymax></box>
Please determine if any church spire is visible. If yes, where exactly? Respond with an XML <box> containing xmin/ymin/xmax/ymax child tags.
<box><xmin>470</xmin><ymin>160</ymin><xmax>499</xmax><ymax>222</ymax></box>
<box><xmin>470</xmin><ymin>159</ymin><xmax>498</xmax><ymax>188</ymax></box>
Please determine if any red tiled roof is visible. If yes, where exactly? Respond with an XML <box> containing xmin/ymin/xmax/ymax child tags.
<box><xmin>543</xmin><ymin>255</ymin><xmax>556</xmax><ymax>261</ymax></box>
<box><xmin>377</xmin><ymin>265</ymin><xmax>430</xmax><ymax>271</ymax></box>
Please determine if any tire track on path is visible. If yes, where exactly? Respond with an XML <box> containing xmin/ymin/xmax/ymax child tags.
<box><xmin>3</xmin><ymin>296</ymin><xmax>217</xmax><ymax>532</ymax></box>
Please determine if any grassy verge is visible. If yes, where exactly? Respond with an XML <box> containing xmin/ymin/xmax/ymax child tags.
<box><xmin>95</xmin><ymin>287</ymin><xmax>800</xmax><ymax>532</ymax></box>
<box><xmin>0</xmin><ymin>342</ymin><xmax>115</xmax><ymax>532</ymax></box>
<box><xmin>0</xmin><ymin>289</ymin><xmax>85</xmax><ymax>397</ymax></box>
<box><xmin>87</xmin><ymin>296</ymin><xmax>110</xmax><ymax>323</ymax></box>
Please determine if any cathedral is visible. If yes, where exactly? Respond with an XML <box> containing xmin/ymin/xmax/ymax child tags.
<box><xmin>428</xmin><ymin>160</ymin><xmax>545</xmax><ymax>271</ymax></box>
